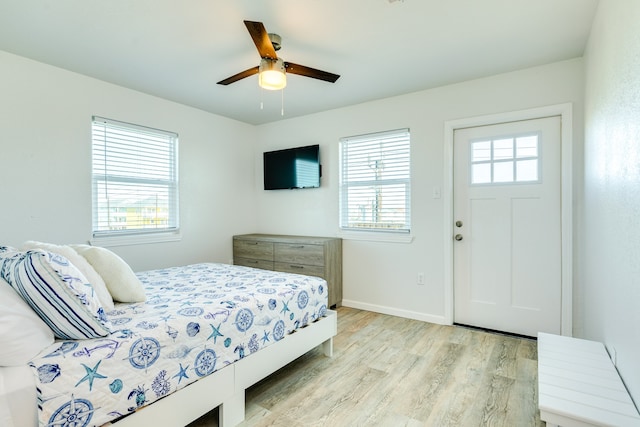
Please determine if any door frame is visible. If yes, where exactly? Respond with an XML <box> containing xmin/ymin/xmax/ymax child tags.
<box><xmin>443</xmin><ymin>103</ymin><xmax>573</xmax><ymax>336</ymax></box>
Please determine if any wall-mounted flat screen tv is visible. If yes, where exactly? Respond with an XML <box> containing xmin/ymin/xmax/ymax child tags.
<box><xmin>263</xmin><ymin>144</ymin><xmax>321</xmax><ymax>190</ymax></box>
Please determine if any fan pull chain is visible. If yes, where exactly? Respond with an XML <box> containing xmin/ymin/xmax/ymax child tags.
<box><xmin>260</xmin><ymin>86</ymin><xmax>264</xmax><ymax>110</ymax></box>
<box><xmin>281</xmin><ymin>88</ymin><xmax>284</xmax><ymax>116</ymax></box>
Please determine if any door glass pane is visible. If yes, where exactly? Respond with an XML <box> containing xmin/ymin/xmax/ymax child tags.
<box><xmin>472</xmin><ymin>141</ymin><xmax>491</xmax><ymax>162</ymax></box>
<box><xmin>472</xmin><ymin>163</ymin><xmax>491</xmax><ymax>184</ymax></box>
<box><xmin>494</xmin><ymin>161</ymin><xmax>514</xmax><ymax>182</ymax></box>
<box><xmin>493</xmin><ymin>139</ymin><xmax>513</xmax><ymax>160</ymax></box>
<box><xmin>470</xmin><ymin>133</ymin><xmax>540</xmax><ymax>185</ymax></box>
<box><xmin>516</xmin><ymin>136</ymin><xmax>538</xmax><ymax>158</ymax></box>
<box><xmin>516</xmin><ymin>159</ymin><xmax>538</xmax><ymax>181</ymax></box>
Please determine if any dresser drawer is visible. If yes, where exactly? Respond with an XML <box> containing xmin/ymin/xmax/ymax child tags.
<box><xmin>233</xmin><ymin>239</ymin><xmax>274</xmax><ymax>261</ymax></box>
<box><xmin>274</xmin><ymin>243</ymin><xmax>324</xmax><ymax>266</ymax></box>
<box><xmin>234</xmin><ymin>257</ymin><xmax>274</xmax><ymax>270</ymax></box>
<box><xmin>233</xmin><ymin>234</ymin><xmax>342</xmax><ymax>308</ymax></box>
<box><xmin>274</xmin><ymin>262</ymin><xmax>324</xmax><ymax>278</ymax></box>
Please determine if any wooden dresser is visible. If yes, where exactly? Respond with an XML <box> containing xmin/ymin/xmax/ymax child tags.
<box><xmin>233</xmin><ymin>234</ymin><xmax>342</xmax><ymax>308</ymax></box>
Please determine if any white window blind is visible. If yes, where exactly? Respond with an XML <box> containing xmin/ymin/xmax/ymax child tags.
<box><xmin>91</xmin><ymin>116</ymin><xmax>179</xmax><ymax>237</ymax></box>
<box><xmin>339</xmin><ymin>129</ymin><xmax>411</xmax><ymax>233</ymax></box>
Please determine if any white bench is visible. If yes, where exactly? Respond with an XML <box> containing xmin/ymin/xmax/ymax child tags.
<box><xmin>538</xmin><ymin>332</ymin><xmax>640</xmax><ymax>427</ymax></box>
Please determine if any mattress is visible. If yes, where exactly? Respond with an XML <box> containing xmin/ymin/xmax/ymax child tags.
<box><xmin>21</xmin><ymin>263</ymin><xmax>328</xmax><ymax>427</ymax></box>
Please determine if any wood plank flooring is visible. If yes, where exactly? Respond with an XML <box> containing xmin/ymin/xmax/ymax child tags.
<box><xmin>188</xmin><ymin>307</ymin><xmax>543</xmax><ymax>427</ymax></box>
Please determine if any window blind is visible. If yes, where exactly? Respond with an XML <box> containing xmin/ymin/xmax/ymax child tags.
<box><xmin>339</xmin><ymin>128</ymin><xmax>411</xmax><ymax>232</ymax></box>
<box><xmin>91</xmin><ymin>116</ymin><xmax>179</xmax><ymax>237</ymax></box>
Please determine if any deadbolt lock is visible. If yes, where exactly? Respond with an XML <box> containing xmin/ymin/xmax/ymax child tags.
<box><xmin>455</xmin><ymin>220</ymin><xmax>463</xmax><ymax>227</ymax></box>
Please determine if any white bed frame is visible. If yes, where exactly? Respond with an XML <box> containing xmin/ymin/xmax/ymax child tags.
<box><xmin>108</xmin><ymin>309</ymin><xmax>337</xmax><ymax>427</ymax></box>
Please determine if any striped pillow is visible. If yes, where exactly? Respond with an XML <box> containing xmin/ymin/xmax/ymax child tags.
<box><xmin>21</xmin><ymin>241</ymin><xmax>115</xmax><ymax>311</ymax></box>
<box><xmin>0</xmin><ymin>249</ymin><xmax>112</xmax><ymax>339</ymax></box>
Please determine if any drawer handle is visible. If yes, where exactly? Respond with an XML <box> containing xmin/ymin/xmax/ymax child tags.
<box><xmin>290</xmin><ymin>245</ymin><xmax>305</xmax><ymax>249</ymax></box>
<box><xmin>290</xmin><ymin>265</ymin><xmax>304</xmax><ymax>269</ymax></box>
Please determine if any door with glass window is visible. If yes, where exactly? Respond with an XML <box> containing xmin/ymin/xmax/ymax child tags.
<box><xmin>453</xmin><ymin>116</ymin><xmax>562</xmax><ymax>337</ymax></box>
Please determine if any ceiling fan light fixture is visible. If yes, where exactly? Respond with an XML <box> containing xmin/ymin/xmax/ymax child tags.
<box><xmin>259</xmin><ymin>57</ymin><xmax>287</xmax><ymax>90</ymax></box>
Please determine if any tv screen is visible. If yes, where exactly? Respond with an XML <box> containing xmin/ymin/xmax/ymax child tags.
<box><xmin>263</xmin><ymin>145</ymin><xmax>320</xmax><ymax>190</ymax></box>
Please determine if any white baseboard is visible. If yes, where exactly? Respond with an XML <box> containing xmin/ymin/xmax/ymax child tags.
<box><xmin>341</xmin><ymin>299</ymin><xmax>447</xmax><ymax>325</ymax></box>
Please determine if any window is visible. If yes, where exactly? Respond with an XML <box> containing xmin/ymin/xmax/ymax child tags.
<box><xmin>471</xmin><ymin>133</ymin><xmax>540</xmax><ymax>184</ymax></box>
<box><xmin>339</xmin><ymin>129</ymin><xmax>411</xmax><ymax>233</ymax></box>
<box><xmin>91</xmin><ymin>116</ymin><xmax>179</xmax><ymax>239</ymax></box>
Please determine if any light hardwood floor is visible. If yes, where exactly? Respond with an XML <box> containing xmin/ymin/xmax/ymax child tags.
<box><xmin>188</xmin><ymin>307</ymin><xmax>543</xmax><ymax>427</ymax></box>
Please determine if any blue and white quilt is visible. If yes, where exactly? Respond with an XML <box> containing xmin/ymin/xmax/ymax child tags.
<box><xmin>28</xmin><ymin>263</ymin><xmax>328</xmax><ymax>427</ymax></box>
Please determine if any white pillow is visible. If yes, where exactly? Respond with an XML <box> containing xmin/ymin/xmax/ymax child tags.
<box><xmin>0</xmin><ymin>249</ymin><xmax>112</xmax><ymax>340</ymax></box>
<box><xmin>0</xmin><ymin>276</ymin><xmax>54</xmax><ymax>366</ymax></box>
<box><xmin>21</xmin><ymin>241</ymin><xmax>114</xmax><ymax>311</ymax></box>
<box><xmin>70</xmin><ymin>245</ymin><xmax>146</xmax><ymax>303</ymax></box>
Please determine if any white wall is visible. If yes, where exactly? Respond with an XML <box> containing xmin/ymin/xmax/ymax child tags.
<box><xmin>255</xmin><ymin>59</ymin><xmax>585</xmax><ymax>323</ymax></box>
<box><xmin>0</xmin><ymin>50</ymin><xmax>258</xmax><ymax>271</ymax></box>
<box><xmin>582</xmin><ymin>0</ymin><xmax>640</xmax><ymax>404</ymax></box>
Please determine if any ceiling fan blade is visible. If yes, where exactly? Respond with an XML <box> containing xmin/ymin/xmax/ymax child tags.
<box><xmin>244</xmin><ymin>20</ymin><xmax>277</xmax><ymax>59</ymax></box>
<box><xmin>284</xmin><ymin>62</ymin><xmax>340</xmax><ymax>83</ymax></box>
<box><xmin>217</xmin><ymin>66</ymin><xmax>259</xmax><ymax>85</ymax></box>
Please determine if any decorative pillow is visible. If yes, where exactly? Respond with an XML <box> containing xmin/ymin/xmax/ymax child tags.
<box><xmin>0</xmin><ymin>276</ymin><xmax>54</xmax><ymax>366</ymax></box>
<box><xmin>70</xmin><ymin>245</ymin><xmax>146</xmax><ymax>303</ymax></box>
<box><xmin>0</xmin><ymin>249</ymin><xmax>112</xmax><ymax>340</ymax></box>
<box><xmin>21</xmin><ymin>241</ymin><xmax>115</xmax><ymax>312</ymax></box>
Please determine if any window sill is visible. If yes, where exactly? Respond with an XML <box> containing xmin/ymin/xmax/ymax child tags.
<box><xmin>90</xmin><ymin>231</ymin><xmax>182</xmax><ymax>248</ymax></box>
<box><xmin>337</xmin><ymin>230</ymin><xmax>413</xmax><ymax>243</ymax></box>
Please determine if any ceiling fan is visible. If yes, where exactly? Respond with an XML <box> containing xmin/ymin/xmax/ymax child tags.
<box><xmin>217</xmin><ymin>20</ymin><xmax>340</xmax><ymax>90</ymax></box>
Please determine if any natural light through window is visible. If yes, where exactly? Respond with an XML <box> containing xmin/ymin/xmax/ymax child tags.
<box><xmin>339</xmin><ymin>129</ymin><xmax>411</xmax><ymax>233</ymax></box>
<box><xmin>471</xmin><ymin>134</ymin><xmax>540</xmax><ymax>184</ymax></box>
<box><xmin>91</xmin><ymin>116</ymin><xmax>179</xmax><ymax>239</ymax></box>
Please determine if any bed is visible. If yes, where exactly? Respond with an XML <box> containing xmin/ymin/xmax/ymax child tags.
<box><xmin>0</xmin><ymin>245</ymin><xmax>337</xmax><ymax>427</ymax></box>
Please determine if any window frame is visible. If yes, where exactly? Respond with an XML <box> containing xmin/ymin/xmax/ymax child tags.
<box><xmin>90</xmin><ymin>116</ymin><xmax>180</xmax><ymax>246</ymax></box>
<box><xmin>339</xmin><ymin>128</ymin><xmax>412</xmax><ymax>239</ymax></box>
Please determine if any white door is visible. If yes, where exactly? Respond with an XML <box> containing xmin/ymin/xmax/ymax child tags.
<box><xmin>453</xmin><ymin>116</ymin><xmax>562</xmax><ymax>337</ymax></box>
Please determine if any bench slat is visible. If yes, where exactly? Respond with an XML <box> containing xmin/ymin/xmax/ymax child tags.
<box><xmin>539</xmin><ymin>372</ymin><xmax>631</xmax><ymax>402</ymax></box>
<box><xmin>541</xmin><ymin>383</ymin><xmax>639</xmax><ymax>417</ymax></box>
<box><xmin>540</xmin><ymin>357</ymin><xmax>617</xmax><ymax>377</ymax></box>
<box><xmin>539</xmin><ymin>364</ymin><xmax>625</xmax><ymax>391</ymax></box>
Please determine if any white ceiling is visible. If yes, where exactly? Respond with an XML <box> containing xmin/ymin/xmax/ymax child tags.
<box><xmin>0</xmin><ymin>0</ymin><xmax>598</xmax><ymax>125</ymax></box>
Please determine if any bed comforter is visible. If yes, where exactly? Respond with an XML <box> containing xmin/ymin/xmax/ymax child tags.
<box><xmin>29</xmin><ymin>263</ymin><xmax>328</xmax><ymax>427</ymax></box>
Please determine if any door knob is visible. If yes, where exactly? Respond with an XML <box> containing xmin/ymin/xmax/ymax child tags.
<box><xmin>454</xmin><ymin>234</ymin><xmax>463</xmax><ymax>241</ymax></box>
